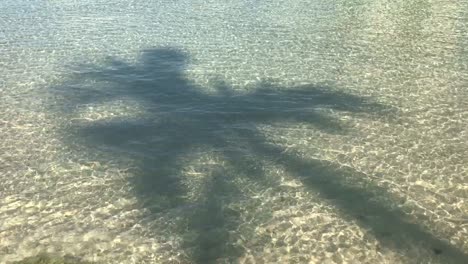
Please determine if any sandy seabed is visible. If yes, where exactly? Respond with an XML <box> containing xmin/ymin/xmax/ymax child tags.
<box><xmin>1</xmin><ymin>0</ymin><xmax>467</xmax><ymax>263</ymax></box>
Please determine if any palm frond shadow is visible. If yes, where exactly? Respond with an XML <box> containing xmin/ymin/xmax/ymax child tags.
<box><xmin>239</xmin><ymin>128</ymin><xmax>468</xmax><ymax>263</ymax></box>
<box><xmin>54</xmin><ymin>47</ymin><xmax>467</xmax><ymax>263</ymax></box>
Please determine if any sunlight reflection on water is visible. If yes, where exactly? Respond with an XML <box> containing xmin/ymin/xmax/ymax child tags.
<box><xmin>1</xmin><ymin>0</ymin><xmax>467</xmax><ymax>263</ymax></box>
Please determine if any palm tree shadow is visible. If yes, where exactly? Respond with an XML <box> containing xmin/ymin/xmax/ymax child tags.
<box><xmin>239</xmin><ymin>128</ymin><xmax>468</xmax><ymax>263</ymax></box>
<box><xmin>53</xmin><ymin>47</ymin><xmax>467</xmax><ymax>263</ymax></box>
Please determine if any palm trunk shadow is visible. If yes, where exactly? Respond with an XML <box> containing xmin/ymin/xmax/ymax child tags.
<box><xmin>185</xmin><ymin>169</ymin><xmax>243</xmax><ymax>264</ymax></box>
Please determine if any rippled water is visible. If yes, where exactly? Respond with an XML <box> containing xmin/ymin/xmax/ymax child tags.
<box><xmin>1</xmin><ymin>0</ymin><xmax>467</xmax><ymax>263</ymax></box>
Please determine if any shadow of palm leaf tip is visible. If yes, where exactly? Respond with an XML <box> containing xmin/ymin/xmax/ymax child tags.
<box><xmin>55</xmin><ymin>47</ymin><xmax>467</xmax><ymax>263</ymax></box>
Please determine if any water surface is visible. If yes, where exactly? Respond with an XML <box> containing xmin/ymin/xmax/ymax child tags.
<box><xmin>1</xmin><ymin>0</ymin><xmax>467</xmax><ymax>263</ymax></box>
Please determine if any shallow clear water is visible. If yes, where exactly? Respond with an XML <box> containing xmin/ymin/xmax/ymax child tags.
<box><xmin>1</xmin><ymin>0</ymin><xmax>467</xmax><ymax>263</ymax></box>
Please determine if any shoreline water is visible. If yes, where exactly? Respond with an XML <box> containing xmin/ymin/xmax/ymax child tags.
<box><xmin>1</xmin><ymin>0</ymin><xmax>467</xmax><ymax>263</ymax></box>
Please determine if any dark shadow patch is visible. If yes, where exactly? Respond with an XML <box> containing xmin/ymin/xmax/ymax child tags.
<box><xmin>50</xmin><ymin>47</ymin><xmax>466</xmax><ymax>263</ymax></box>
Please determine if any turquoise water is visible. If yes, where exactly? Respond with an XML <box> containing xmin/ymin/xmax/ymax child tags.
<box><xmin>1</xmin><ymin>0</ymin><xmax>467</xmax><ymax>263</ymax></box>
